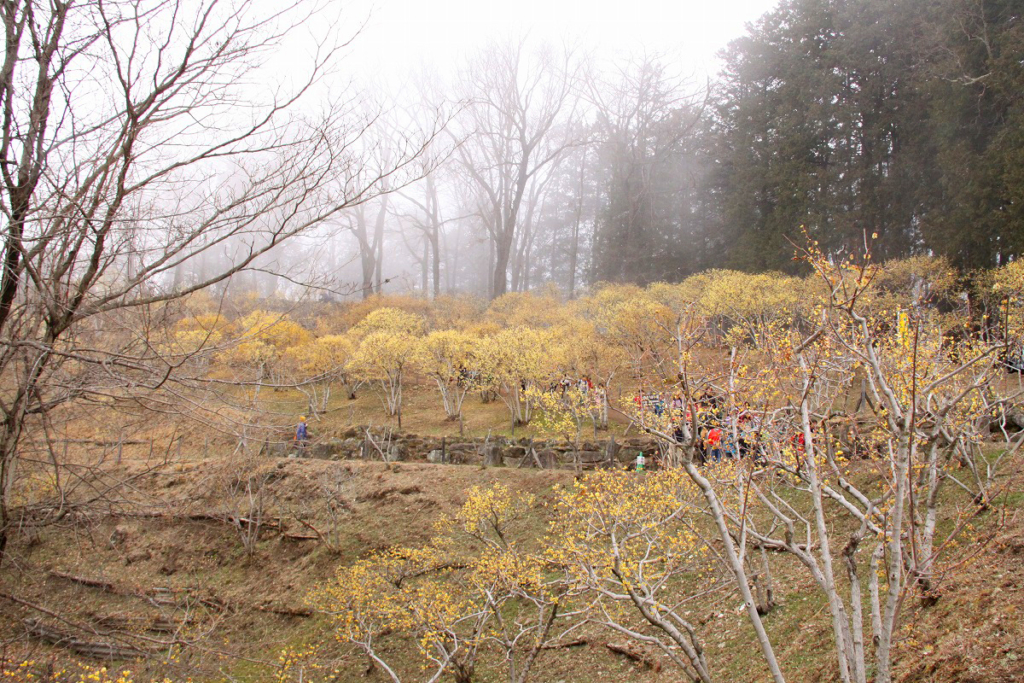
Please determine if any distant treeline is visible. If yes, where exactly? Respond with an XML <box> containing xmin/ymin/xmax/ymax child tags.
<box><xmin>591</xmin><ymin>0</ymin><xmax>1023</xmax><ymax>284</ymax></box>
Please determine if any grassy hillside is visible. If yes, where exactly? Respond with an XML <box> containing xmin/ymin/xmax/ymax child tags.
<box><xmin>1</xmin><ymin>447</ymin><xmax>1022</xmax><ymax>683</ymax></box>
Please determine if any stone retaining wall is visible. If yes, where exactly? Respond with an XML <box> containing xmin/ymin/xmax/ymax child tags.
<box><xmin>269</xmin><ymin>426</ymin><xmax>662</xmax><ymax>470</ymax></box>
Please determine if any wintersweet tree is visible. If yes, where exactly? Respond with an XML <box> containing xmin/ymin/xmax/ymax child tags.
<box><xmin>317</xmin><ymin>560</ymin><xmax>486</xmax><ymax>683</ymax></box>
<box><xmin>623</xmin><ymin>245</ymin><xmax>1024</xmax><ymax>683</ymax></box>
<box><xmin>526</xmin><ymin>386</ymin><xmax>593</xmax><ymax>473</ymax></box>
<box><xmin>315</xmin><ymin>484</ymin><xmax>576</xmax><ymax>683</ymax></box>
<box><xmin>592</xmin><ymin>292</ymin><xmax>677</xmax><ymax>393</ymax></box>
<box><xmin>448</xmin><ymin>483</ymin><xmax>536</xmax><ymax>551</ymax></box>
<box><xmin>403</xmin><ymin>579</ymin><xmax>488</xmax><ymax>683</ymax></box>
<box><xmin>548</xmin><ymin>470</ymin><xmax>721</xmax><ymax>683</ymax></box>
<box><xmin>615</xmin><ymin>372</ymin><xmax>790</xmax><ymax>683</ymax></box>
<box><xmin>163</xmin><ymin>312</ymin><xmax>230</xmax><ymax>372</ymax></box>
<box><xmin>698</xmin><ymin>270</ymin><xmax>803</xmax><ymax>349</ymax></box>
<box><xmin>285</xmin><ymin>334</ymin><xmax>358</xmax><ymax>415</ymax></box>
<box><xmin>484</xmin><ymin>290</ymin><xmax>567</xmax><ymax>328</ymax></box>
<box><xmin>236</xmin><ymin>311</ymin><xmax>313</xmax><ymax>350</ymax></box>
<box><xmin>475</xmin><ymin>327</ymin><xmax>557</xmax><ymax>429</ymax></box>
<box><xmin>351</xmin><ymin>308</ymin><xmax>425</xmax><ymax>426</ymax></box>
<box><xmin>352</xmin><ymin>334</ymin><xmax>419</xmax><ymax>427</ymax></box>
<box><xmin>352</xmin><ymin>307</ymin><xmax>426</xmax><ymax>337</ymax></box>
<box><xmin>740</xmin><ymin>243</ymin><xmax>1024</xmax><ymax>683</ymax></box>
<box><xmin>313</xmin><ymin>556</ymin><xmax>417</xmax><ymax>683</ymax></box>
<box><xmin>551</xmin><ymin>318</ymin><xmax>624</xmax><ymax>430</ymax></box>
<box><xmin>647</xmin><ymin>278</ymin><xmax>720</xmax><ymax>376</ymax></box>
<box><xmin>449</xmin><ymin>483</ymin><xmax>580</xmax><ymax>683</ymax></box>
<box><xmin>221</xmin><ymin>311</ymin><xmax>312</xmax><ymax>387</ymax></box>
<box><xmin>416</xmin><ymin>330</ymin><xmax>478</xmax><ymax>422</ymax></box>
<box><xmin>312</xmin><ymin>540</ymin><xmax>485</xmax><ymax>683</ymax></box>
<box><xmin>603</xmin><ymin>289</ymin><xmax>804</xmax><ymax>683</ymax></box>
<box><xmin>469</xmin><ymin>546</ymin><xmax>581</xmax><ymax>683</ymax></box>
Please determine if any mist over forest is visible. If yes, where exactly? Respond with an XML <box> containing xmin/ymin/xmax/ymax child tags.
<box><xmin>208</xmin><ymin>0</ymin><xmax>1023</xmax><ymax>303</ymax></box>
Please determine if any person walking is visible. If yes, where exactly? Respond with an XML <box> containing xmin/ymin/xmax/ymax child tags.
<box><xmin>295</xmin><ymin>416</ymin><xmax>309</xmax><ymax>453</ymax></box>
<box><xmin>670</xmin><ymin>392</ymin><xmax>684</xmax><ymax>422</ymax></box>
<box><xmin>595</xmin><ymin>385</ymin><xmax>608</xmax><ymax>428</ymax></box>
<box><xmin>707</xmin><ymin>426</ymin><xmax>723</xmax><ymax>463</ymax></box>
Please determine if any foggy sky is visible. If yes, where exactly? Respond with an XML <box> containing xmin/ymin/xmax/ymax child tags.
<box><xmin>335</xmin><ymin>0</ymin><xmax>780</xmax><ymax>79</ymax></box>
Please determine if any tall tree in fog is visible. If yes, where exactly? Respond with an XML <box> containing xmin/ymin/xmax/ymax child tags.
<box><xmin>709</xmin><ymin>0</ymin><xmax>925</xmax><ymax>269</ymax></box>
<box><xmin>588</xmin><ymin>57</ymin><xmax>707</xmax><ymax>284</ymax></box>
<box><xmin>349</xmin><ymin>193</ymin><xmax>390</xmax><ymax>299</ymax></box>
<box><xmin>398</xmin><ymin>141</ymin><xmax>453</xmax><ymax>298</ymax></box>
<box><xmin>454</xmin><ymin>40</ymin><xmax>583</xmax><ymax>299</ymax></box>
<box><xmin>532</xmin><ymin>146</ymin><xmax>597</xmax><ymax>297</ymax></box>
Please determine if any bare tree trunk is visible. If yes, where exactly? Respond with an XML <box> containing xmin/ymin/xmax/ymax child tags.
<box><xmin>354</xmin><ymin>206</ymin><xmax>376</xmax><ymax>300</ymax></box>
<box><xmin>425</xmin><ymin>174</ymin><xmax>443</xmax><ymax>298</ymax></box>
<box><xmin>447</xmin><ymin>228</ymin><xmax>458</xmax><ymax>294</ymax></box>
<box><xmin>510</xmin><ymin>225</ymin><xmax>524</xmax><ymax>293</ymax></box>
<box><xmin>421</xmin><ymin>239</ymin><xmax>429</xmax><ymax>293</ymax></box>
<box><xmin>682</xmin><ymin>459</ymin><xmax>787</xmax><ymax>683</ymax></box>
<box><xmin>488</xmin><ymin>231</ymin><xmax>496</xmax><ymax>299</ymax></box>
<box><xmin>523</xmin><ymin>222</ymin><xmax>535</xmax><ymax>291</ymax></box>
<box><xmin>569</xmin><ymin>158</ymin><xmax>585</xmax><ymax>296</ymax></box>
<box><xmin>373</xmin><ymin>194</ymin><xmax>388</xmax><ymax>294</ymax></box>
<box><xmin>799</xmin><ymin>386</ymin><xmax>857</xmax><ymax>683</ymax></box>
<box><xmin>493</xmin><ymin>233</ymin><xmax>512</xmax><ymax>299</ymax></box>
<box><xmin>493</xmin><ymin>166</ymin><xmax>529</xmax><ymax>299</ymax></box>
<box><xmin>430</xmin><ymin>230</ymin><xmax>441</xmax><ymax>298</ymax></box>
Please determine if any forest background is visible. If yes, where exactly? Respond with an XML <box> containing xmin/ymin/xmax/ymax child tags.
<box><xmin>235</xmin><ymin>0</ymin><xmax>1024</xmax><ymax>303</ymax></box>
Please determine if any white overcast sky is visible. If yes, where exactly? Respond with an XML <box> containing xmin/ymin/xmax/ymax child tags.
<box><xmin>342</xmin><ymin>0</ymin><xmax>780</xmax><ymax>78</ymax></box>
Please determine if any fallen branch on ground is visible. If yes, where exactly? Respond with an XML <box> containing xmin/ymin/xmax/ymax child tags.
<box><xmin>605</xmin><ymin>641</ymin><xmax>663</xmax><ymax>672</ymax></box>
<box><xmin>23</xmin><ymin>618</ymin><xmax>154</xmax><ymax>659</ymax></box>
<box><xmin>255</xmin><ymin>604</ymin><xmax>313</xmax><ymax>618</ymax></box>
<box><xmin>540</xmin><ymin>638</ymin><xmax>588</xmax><ymax>650</ymax></box>
<box><xmin>48</xmin><ymin>571</ymin><xmax>115</xmax><ymax>592</ymax></box>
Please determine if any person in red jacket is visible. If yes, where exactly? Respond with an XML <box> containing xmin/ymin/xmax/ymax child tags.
<box><xmin>707</xmin><ymin>426</ymin><xmax>723</xmax><ymax>463</ymax></box>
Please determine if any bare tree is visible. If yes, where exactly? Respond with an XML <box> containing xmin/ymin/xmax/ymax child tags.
<box><xmin>0</xmin><ymin>0</ymin><xmax>434</xmax><ymax>564</ymax></box>
<box><xmin>348</xmin><ymin>194</ymin><xmax>390</xmax><ymax>299</ymax></box>
<box><xmin>221</xmin><ymin>449</ymin><xmax>277</xmax><ymax>559</ymax></box>
<box><xmin>565</xmin><ymin>149</ymin><xmax>590</xmax><ymax>298</ymax></box>
<box><xmin>453</xmin><ymin>39</ymin><xmax>583</xmax><ymax>299</ymax></box>
<box><xmin>396</xmin><ymin>172</ymin><xmax>446</xmax><ymax>297</ymax></box>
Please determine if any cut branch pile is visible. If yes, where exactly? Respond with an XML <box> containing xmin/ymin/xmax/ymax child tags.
<box><xmin>23</xmin><ymin>618</ymin><xmax>155</xmax><ymax>660</ymax></box>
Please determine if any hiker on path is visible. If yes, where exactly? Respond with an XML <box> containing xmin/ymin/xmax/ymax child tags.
<box><xmin>295</xmin><ymin>416</ymin><xmax>309</xmax><ymax>451</ymax></box>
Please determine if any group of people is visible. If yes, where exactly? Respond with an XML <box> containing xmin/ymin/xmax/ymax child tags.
<box><xmin>687</xmin><ymin>395</ymin><xmax>759</xmax><ymax>464</ymax></box>
<box><xmin>554</xmin><ymin>374</ymin><xmax>591</xmax><ymax>394</ymax></box>
<box><xmin>546</xmin><ymin>375</ymin><xmax>609</xmax><ymax>423</ymax></box>
<box><xmin>632</xmin><ymin>390</ymin><xmax>766</xmax><ymax>467</ymax></box>
<box><xmin>631</xmin><ymin>390</ymin><xmax>675</xmax><ymax>417</ymax></box>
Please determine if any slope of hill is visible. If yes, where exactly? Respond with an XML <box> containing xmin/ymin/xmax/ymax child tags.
<box><xmin>1</xmin><ymin>451</ymin><xmax>1022</xmax><ymax>683</ymax></box>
